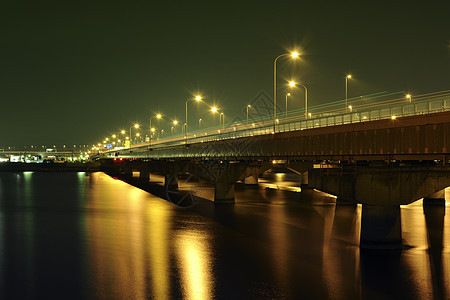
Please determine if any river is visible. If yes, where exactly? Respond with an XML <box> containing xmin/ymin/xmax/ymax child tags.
<box><xmin>0</xmin><ymin>171</ymin><xmax>448</xmax><ymax>299</ymax></box>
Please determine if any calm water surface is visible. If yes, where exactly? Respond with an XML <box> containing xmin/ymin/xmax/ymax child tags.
<box><xmin>0</xmin><ymin>171</ymin><xmax>448</xmax><ymax>299</ymax></box>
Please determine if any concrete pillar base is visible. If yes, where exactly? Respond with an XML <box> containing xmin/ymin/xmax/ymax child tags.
<box><xmin>423</xmin><ymin>189</ymin><xmax>446</xmax><ymax>206</ymax></box>
<box><xmin>139</xmin><ymin>170</ymin><xmax>149</xmax><ymax>181</ymax></box>
<box><xmin>164</xmin><ymin>174</ymin><xmax>179</xmax><ymax>190</ymax></box>
<box><xmin>360</xmin><ymin>204</ymin><xmax>402</xmax><ymax>250</ymax></box>
<box><xmin>301</xmin><ymin>171</ymin><xmax>309</xmax><ymax>186</ymax></box>
<box><xmin>214</xmin><ymin>182</ymin><xmax>235</xmax><ymax>204</ymax></box>
<box><xmin>244</xmin><ymin>175</ymin><xmax>258</xmax><ymax>189</ymax></box>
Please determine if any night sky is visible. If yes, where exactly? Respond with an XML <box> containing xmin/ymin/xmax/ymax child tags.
<box><xmin>1</xmin><ymin>1</ymin><xmax>449</xmax><ymax>148</ymax></box>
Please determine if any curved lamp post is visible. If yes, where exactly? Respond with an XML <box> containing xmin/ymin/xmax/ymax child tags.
<box><xmin>345</xmin><ymin>74</ymin><xmax>352</xmax><ymax>112</ymax></box>
<box><xmin>273</xmin><ymin>51</ymin><xmax>299</xmax><ymax>132</ymax></box>
<box><xmin>185</xmin><ymin>96</ymin><xmax>202</xmax><ymax>142</ymax></box>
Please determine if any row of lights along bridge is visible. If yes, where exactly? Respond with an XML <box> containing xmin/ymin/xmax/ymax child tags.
<box><xmin>95</xmin><ymin>51</ymin><xmax>414</xmax><ymax>150</ymax></box>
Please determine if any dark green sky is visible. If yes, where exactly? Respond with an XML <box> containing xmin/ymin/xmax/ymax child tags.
<box><xmin>0</xmin><ymin>1</ymin><xmax>449</xmax><ymax>148</ymax></box>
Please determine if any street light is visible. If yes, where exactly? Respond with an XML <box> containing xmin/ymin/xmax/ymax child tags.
<box><xmin>345</xmin><ymin>74</ymin><xmax>352</xmax><ymax>112</ymax></box>
<box><xmin>293</xmin><ymin>82</ymin><xmax>309</xmax><ymax>119</ymax></box>
<box><xmin>220</xmin><ymin>112</ymin><xmax>225</xmax><ymax>129</ymax></box>
<box><xmin>185</xmin><ymin>96</ymin><xmax>202</xmax><ymax>142</ymax></box>
<box><xmin>150</xmin><ymin>114</ymin><xmax>162</xmax><ymax>136</ymax></box>
<box><xmin>172</xmin><ymin>120</ymin><xmax>179</xmax><ymax>135</ymax></box>
<box><xmin>246</xmin><ymin>104</ymin><xmax>251</xmax><ymax>124</ymax></box>
<box><xmin>285</xmin><ymin>93</ymin><xmax>291</xmax><ymax>122</ymax></box>
<box><xmin>406</xmin><ymin>94</ymin><xmax>412</xmax><ymax>102</ymax></box>
<box><xmin>199</xmin><ymin>118</ymin><xmax>202</xmax><ymax>129</ymax></box>
<box><xmin>130</xmin><ymin>124</ymin><xmax>139</xmax><ymax>145</ymax></box>
<box><xmin>274</xmin><ymin>51</ymin><xmax>299</xmax><ymax>132</ymax></box>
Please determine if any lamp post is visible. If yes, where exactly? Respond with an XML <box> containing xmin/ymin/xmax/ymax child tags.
<box><xmin>120</xmin><ymin>130</ymin><xmax>125</xmax><ymax>147</ymax></box>
<box><xmin>220</xmin><ymin>112</ymin><xmax>225</xmax><ymax>129</ymax></box>
<box><xmin>285</xmin><ymin>93</ymin><xmax>290</xmax><ymax>123</ymax></box>
<box><xmin>149</xmin><ymin>114</ymin><xmax>162</xmax><ymax>136</ymax></box>
<box><xmin>296</xmin><ymin>83</ymin><xmax>308</xmax><ymax>119</ymax></box>
<box><xmin>172</xmin><ymin>120</ymin><xmax>179</xmax><ymax>135</ymax></box>
<box><xmin>246</xmin><ymin>104</ymin><xmax>251</xmax><ymax>124</ymax></box>
<box><xmin>185</xmin><ymin>96</ymin><xmax>202</xmax><ymax>142</ymax></box>
<box><xmin>130</xmin><ymin>124</ymin><xmax>139</xmax><ymax>146</ymax></box>
<box><xmin>345</xmin><ymin>74</ymin><xmax>352</xmax><ymax>112</ymax></box>
<box><xmin>273</xmin><ymin>51</ymin><xmax>299</xmax><ymax>132</ymax></box>
<box><xmin>211</xmin><ymin>106</ymin><xmax>218</xmax><ymax>126</ymax></box>
<box><xmin>406</xmin><ymin>94</ymin><xmax>412</xmax><ymax>103</ymax></box>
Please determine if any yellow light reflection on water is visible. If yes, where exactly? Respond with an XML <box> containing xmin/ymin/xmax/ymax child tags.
<box><xmin>146</xmin><ymin>200</ymin><xmax>172</xmax><ymax>300</ymax></box>
<box><xmin>176</xmin><ymin>231</ymin><xmax>213</xmax><ymax>300</ymax></box>
<box><xmin>401</xmin><ymin>200</ymin><xmax>433</xmax><ymax>296</ymax></box>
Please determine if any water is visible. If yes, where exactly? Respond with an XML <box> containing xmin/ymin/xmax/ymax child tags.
<box><xmin>0</xmin><ymin>171</ymin><xmax>448</xmax><ymax>299</ymax></box>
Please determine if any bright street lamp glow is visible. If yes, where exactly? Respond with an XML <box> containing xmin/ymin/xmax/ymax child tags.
<box><xmin>291</xmin><ymin>52</ymin><xmax>299</xmax><ymax>58</ymax></box>
<box><xmin>347</xmin><ymin>74</ymin><xmax>352</xmax><ymax>79</ymax></box>
<box><xmin>112</xmin><ymin>135</ymin><xmax>116</xmax><ymax>138</ymax></box>
<box><xmin>211</xmin><ymin>107</ymin><xmax>217</xmax><ymax>113</ymax></box>
<box><xmin>391</xmin><ymin>116</ymin><xmax>396</xmax><ymax>120</ymax></box>
<box><xmin>121</xmin><ymin>130</ymin><xmax>125</xmax><ymax>134</ymax></box>
<box><xmin>289</xmin><ymin>81</ymin><xmax>295</xmax><ymax>87</ymax></box>
<box><xmin>134</xmin><ymin>124</ymin><xmax>139</xmax><ymax>129</ymax></box>
<box><xmin>136</xmin><ymin>133</ymin><xmax>140</xmax><ymax>137</ymax></box>
<box><xmin>173</xmin><ymin>120</ymin><xmax>178</xmax><ymax>125</ymax></box>
<box><xmin>195</xmin><ymin>96</ymin><xmax>202</xmax><ymax>101</ymax></box>
<box><xmin>156</xmin><ymin>114</ymin><xmax>162</xmax><ymax>119</ymax></box>
<box><xmin>287</xmin><ymin>93</ymin><xmax>291</xmax><ymax>96</ymax></box>
<box><xmin>151</xmin><ymin>128</ymin><xmax>155</xmax><ymax>132</ymax></box>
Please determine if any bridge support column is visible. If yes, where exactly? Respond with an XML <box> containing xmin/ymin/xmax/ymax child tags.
<box><xmin>215</xmin><ymin>182</ymin><xmax>235</xmax><ymax>204</ymax></box>
<box><xmin>139</xmin><ymin>168</ymin><xmax>150</xmax><ymax>181</ymax></box>
<box><xmin>301</xmin><ymin>171</ymin><xmax>309</xmax><ymax>188</ymax></box>
<box><xmin>423</xmin><ymin>189</ymin><xmax>446</xmax><ymax>206</ymax></box>
<box><xmin>164</xmin><ymin>174</ymin><xmax>178</xmax><ymax>190</ymax></box>
<box><xmin>244</xmin><ymin>174</ymin><xmax>258</xmax><ymax>188</ymax></box>
<box><xmin>360</xmin><ymin>204</ymin><xmax>402</xmax><ymax>250</ymax></box>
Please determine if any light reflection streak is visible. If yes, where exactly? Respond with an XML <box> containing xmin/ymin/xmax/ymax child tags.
<box><xmin>176</xmin><ymin>231</ymin><xmax>213</xmax><ymax>300</ymax></box>
<box><xmin>401</xmin><ymin>200</ymin><xmax>433</xmax><ymax>296</ymax></box>
<box><xmin>146</xmin><ymin>200</ymin><xmax>172</xmax><ymax>300</ymax></box>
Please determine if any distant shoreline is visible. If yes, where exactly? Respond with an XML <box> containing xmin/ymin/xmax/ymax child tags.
<box><xmin>0</xmin><ymin>162</ymin><xmax>101</xmax><ymax>172</ymax></box>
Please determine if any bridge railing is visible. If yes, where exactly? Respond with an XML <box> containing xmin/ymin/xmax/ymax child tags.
<box><xmin>107</xmin><ymin>90</ymin><xmax>450</xmax><ymax>153</ymax></box>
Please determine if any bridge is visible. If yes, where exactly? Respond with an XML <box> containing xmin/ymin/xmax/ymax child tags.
<box><xmin>97</xmin><ymin>90</ymin><xmax>450</xmax><ymax>249</ymax></box>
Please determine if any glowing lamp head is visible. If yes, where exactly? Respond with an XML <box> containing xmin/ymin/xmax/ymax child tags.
<box><xmin>291</xmin><ymin>52</ymin><xmax>299</xmax><ymax>58</ymax></box>
<box><xmin>406</xmin><ymin>94</ymin><xmax>411</xmax><ymax>99</ymax></box>
<box><xmin>134</xmin><ymin>124</ymin><xmax>139</xmax><ymax>129</ymax></box>
<box><xmin>347</xmin><ymin>74</ymin><xmax>352</xmax><ymax>79</ymax></box>
<box><xmin>136</xmin><ymin>133</ymin><xmax>140</xmax><ymax>137</ymax></box>
<box><xmin>112</xmin><ymin>135</ymin><xmax>116</xmax><ymax>138</ymax></box>
<box><xmin>391</xmin><ymin>116</ymin><xmax>396</xmax><ymax>120</ymax></box>
<box><xmin>287</xmin><ymin>93</ymin><xmax>291</xmax><ymax>96</ymax></box>
<box><xmin>173</xmin><ymin>120</ymin><xmax>178</xmax><ymax>125</ymax></box>
<box><xmin>211</xmin><ymin>107</ymin><xmax>217</xmax><ymax>113</ymax></box>
<box><xmin>195</xmin><ymin>96</ymin><xmax>202</xmax><ymax>101</ymax></box>
<box><xmin>156</xmin><ymin>114</ymin><xmax>161</xmax><ymax>119</ymax></box>
<box><xmin>151</xmin><ymin>128</ymin><xmax>155</xmax><ymax>132</ymax></box>
<box><xmin>289</xmin><ymin>81</ymin><xmax>295</xmax><ymax>87</ymax></box>
<box><xmin>121</xmin><ymin>130</ymin><xmax>125</xmax><ymax>134</ymax></box>
<box><xmin>247</xmin><ymin>104</ymin><xmax>251</xmax><ymax>108</ymax></box>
